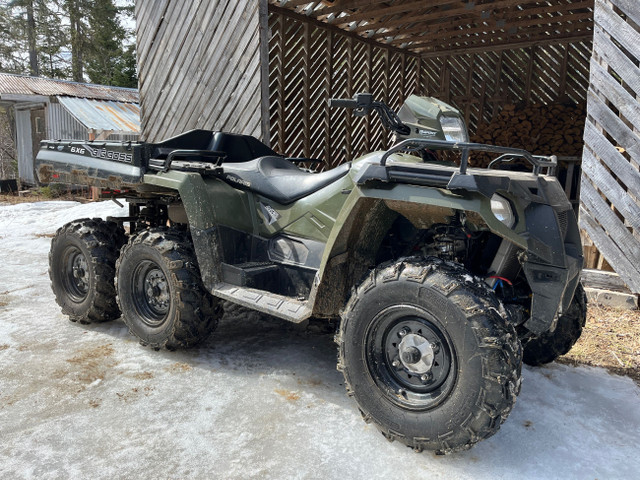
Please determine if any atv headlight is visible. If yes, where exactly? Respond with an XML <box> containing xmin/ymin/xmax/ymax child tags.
<box><xmin>440</xmin><ymin>116</ymin><xmax>469</xmax><ymax>142</ymax></box>
<box><xmin>491</xmin><ymin>194</ymin><xmax>515</xmax><ymax>228</ymax></box>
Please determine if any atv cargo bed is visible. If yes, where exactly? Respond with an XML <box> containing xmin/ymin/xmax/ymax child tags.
<box><xmin>35</xmin><ymin>130</ymin><xmax>280</xmax><ymax>189</ymax></box>
<box><xmin>37</xmin><ymin>140</ymin><xmax>147</xmax><ymax>189</ymax></box>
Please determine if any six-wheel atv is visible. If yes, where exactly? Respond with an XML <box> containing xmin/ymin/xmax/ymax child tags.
<box><xmin>37</xmin><ymin>93</ymin><xmax>585</xmax><ymax>454</ymax></box>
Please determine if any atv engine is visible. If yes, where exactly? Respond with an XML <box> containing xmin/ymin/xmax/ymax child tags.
<box><xmin>421</xmin><ymin>224</ymin><xmax>470</xmax><ymax>263</ymax></box>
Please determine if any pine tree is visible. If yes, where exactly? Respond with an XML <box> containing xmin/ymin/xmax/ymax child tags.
<box><xmin>63</xmin><ymin>0</ymin><xmax>90</xmax><ymax>82</ymax></box>
<box><xmin>36</xmin><ymin>1</ymin><xmax>69</xmax><ymax>79</ymax></box>
<box><xmin>85</xmin><ymin>0</ymin><xmax>125</xmax><ymax>85</ymax></box>
<box><xmin>110</xmin><ymin>44</ymin><xmax>137</xmax><ymax>88</ymax></box>
<box><xmin>0</xmin><ymin>0</ymin><xmax>136</xmax><ymax>87</ymax></box>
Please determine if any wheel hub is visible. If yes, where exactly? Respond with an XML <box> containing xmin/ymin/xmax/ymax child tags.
<box><xmin>63</xmin><ymin>246</ymin><xmax>90</xmax><ymax>301</ymax></box>
<box><xmin>398</xmin><ymin>333</ymin><xmax>435</xmax><ymax>374</ymax></box>
<box><xmin>369</xmin><ymin>312</ymin><xmax>454</xmax><ymax>409</ymax></box>
<box><xmin>144</xmin><ymin>269</ymin><xmax>169</xmax><ymax>313</ymax></box>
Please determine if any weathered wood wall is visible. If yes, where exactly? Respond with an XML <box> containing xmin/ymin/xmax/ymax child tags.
<box><xmin>581</xmin><ymin>0</ymin><xmax>640</xmax><ymax>293</ymax></box>
<box><xmin>135</xmin><ymin>1</ymin><xmax>264</xmax><ymax>143</ymax></box>
<box><xmin>268</xmin><ymin>6</ymin><xmax>592</xmax><ymax>169</ymax></box>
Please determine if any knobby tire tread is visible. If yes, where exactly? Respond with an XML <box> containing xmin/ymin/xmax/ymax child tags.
<box><xmin>337</xmin><ymin>257</ymin><xmax>523</xmax><ymax>454</ymax></box>
<box><xmin>116</xmin><ymin>228</ymin><xmax>221</xmax><ymax>350</ymax></box>
<box><xmin>49</xmin><ymin>218</ymin><xmax>126</xmax><ymax>324</ymax></box>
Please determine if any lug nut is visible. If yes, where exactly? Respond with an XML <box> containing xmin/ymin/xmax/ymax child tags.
<box><xmin>421</xmin><ymin>373</ymin><xmax>432</xmax><ymax>383</ymax></box>
<box><xmin>392</xmin><ymin>359</ymin><xmax>400</xmax><ymax>368</ymax></box>
<box><xmin>398</xmin><ymin>327</ymin><xmax>410</xmax><ymax>338</ymax></box>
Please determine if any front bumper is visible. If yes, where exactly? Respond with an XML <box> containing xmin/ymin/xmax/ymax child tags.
<box><xmin>522</xmin><ymin>254</ymin><xmax>582</xmax><ymax>335</ymax></box>
<box><xmin>521</xmin><ymin>200</ymin><xmax>583</xmax><ymax>335</ymax></box>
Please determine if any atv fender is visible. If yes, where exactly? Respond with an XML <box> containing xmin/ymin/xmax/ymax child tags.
<box><xmin>309</xmin><ymin>184</ymin><xmax>521</xmax><ymax>317</ymax></box>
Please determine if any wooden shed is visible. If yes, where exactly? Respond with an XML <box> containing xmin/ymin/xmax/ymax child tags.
<box><xmin>135</xmin><ymin>0</ymin><xmax>640</xmax><ymax>294</ymax></box>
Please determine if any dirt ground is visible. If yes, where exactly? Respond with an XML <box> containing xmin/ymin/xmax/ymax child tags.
<box><xmin>560</xmin><ymin>305</ymin><xmax>640</xmax><ymax>385</ymax></box>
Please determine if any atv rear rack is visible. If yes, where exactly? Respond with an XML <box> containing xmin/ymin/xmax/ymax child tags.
<box><xmin>147</xmin><ymin>149</ymin><xmax>226</xmax><ymax>173</ymax></box>
<box><xmin>381</xmin><ymin>138</ymin><xmax>557</xmax><ymax>176</ymax></box>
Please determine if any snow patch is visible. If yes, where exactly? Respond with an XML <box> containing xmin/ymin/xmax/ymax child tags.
<box><xmin>1</xmin><ymin>201</ymin><xmax>639</xmax><ymax>479</ymax></box>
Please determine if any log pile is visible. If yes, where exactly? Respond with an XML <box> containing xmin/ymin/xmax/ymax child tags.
<box><xmin>470</xmin><ymin>102</ymin><xmax>586</xmax><ymax>167</ymax></box>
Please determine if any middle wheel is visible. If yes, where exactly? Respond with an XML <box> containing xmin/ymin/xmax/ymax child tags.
<box><xmin>116</xmin><ymin>228</ymin><xmax>221</xmax><ymax>350</ymax></box>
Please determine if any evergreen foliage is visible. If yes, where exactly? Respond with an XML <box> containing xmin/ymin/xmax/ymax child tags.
<box><xmin>0</xmin><ymin>0</ymin><xmax>136</xmax><ymax>87</ymax></box>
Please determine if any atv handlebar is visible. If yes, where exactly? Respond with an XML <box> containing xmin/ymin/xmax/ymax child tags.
<box><xmin>329</xmin><ymin>99</ymin><xmax>359</xmax><ymax>109</ymax></box>
<box><xmin>329</xmin><ymin>93</ymin><xmax>411</xmax><ymax>136</ymax></box>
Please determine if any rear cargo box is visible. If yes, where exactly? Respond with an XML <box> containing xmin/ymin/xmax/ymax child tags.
<box><xmin>36</xmin><ymin>140</ymin><xmax>146</xmax><ymax>188</ymax></box>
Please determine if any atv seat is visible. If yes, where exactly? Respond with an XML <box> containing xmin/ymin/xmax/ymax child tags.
<box><xmin>222</xmin><ymin>156</ymin><xmax>351</xmax><ymax>205</ymax></box>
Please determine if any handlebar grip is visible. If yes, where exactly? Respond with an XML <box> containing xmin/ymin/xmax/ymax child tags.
<box><xmin>329</xmin><ymin>98</ymin><xmax>358</xmax><ymax>108</ymax></box>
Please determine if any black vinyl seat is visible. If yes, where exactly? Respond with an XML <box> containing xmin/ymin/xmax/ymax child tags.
<box><xmin>223</xmin><ymin>156</ymin><xmax>351</xmax><ymax>205</ymax></box>
<box><xmin>151</xmin><ymin>130</ymin><xmax>278</xmax><ymax>163</ymax></box>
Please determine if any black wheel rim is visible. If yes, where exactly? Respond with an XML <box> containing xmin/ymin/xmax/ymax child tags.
<box><xmin>131</xmin><ymin>260</ymin><xmax>170</xmax><ymax>327</ymax></box>
<box><xmin>365</xmin><ymin>304</ymin><xmax>456</xmax><ymax>411</ymax></box>
<box><xmin>62</xmin><ymin>246</ymin><xmax>90</xmax><ymax>302</ymax></box>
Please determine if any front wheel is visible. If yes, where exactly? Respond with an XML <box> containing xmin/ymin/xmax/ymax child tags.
<box><xmin>116</xmin><ymin>228</ymin><xmax>221</xmax><ymax>350</ymax></box>
<box><xmin>523</xmin><ymin>283</ymin><xmax>587</xmax><ymax>366</ymax></box>
<box><xmin>338</xmin><ymin>258</ymin><xmax>522</xmax><ymax>454</ymax></box>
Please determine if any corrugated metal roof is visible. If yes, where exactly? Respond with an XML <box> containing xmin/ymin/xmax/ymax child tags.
<box><xmin>0</xmin><ymin>73</ymin><xmax>139</xmax><ymax>102</ymax></box>
<box><xmin>57</xmin><ymin>96</ymin><xmax>140</xmax><ymax>134</ymax></box>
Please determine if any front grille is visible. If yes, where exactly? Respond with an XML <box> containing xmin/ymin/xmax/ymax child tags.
<box><xmin>557</xmin><ymin>210</ymin><xmax>569</xmax><ymax>239</ymax></box>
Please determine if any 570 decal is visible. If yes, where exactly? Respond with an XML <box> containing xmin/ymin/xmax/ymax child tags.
<box><xmin>84</xmin><ymin>144</ymin><xmax>133</xmax><ymax>164</ymax></box>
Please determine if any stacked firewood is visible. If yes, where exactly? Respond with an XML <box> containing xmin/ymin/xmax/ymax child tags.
<box><xmin>470</xmin><ymin>103</ymin><xmax>586</xmax><ymax>167</ymax></box>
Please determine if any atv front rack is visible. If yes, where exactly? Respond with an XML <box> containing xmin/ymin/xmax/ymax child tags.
<box><xmin>381</xmin><ymin>139</ymin><xmax>557</xmax><ymax>176</ymax></box>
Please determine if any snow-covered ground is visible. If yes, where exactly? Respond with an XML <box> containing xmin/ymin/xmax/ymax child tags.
<box><xmin>1</xmin><ymin>200</ymin><xmax>639</xmax><ymax>480</ymax></box>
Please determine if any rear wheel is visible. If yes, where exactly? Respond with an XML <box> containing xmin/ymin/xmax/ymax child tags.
<box><xmin>523</xmin><ymin>283</ymin><xmax>587</xmax><ymax>366</ymax></box>
<box><xmin>338</xmin><ymin>258</ymin><xmax>522</xmax><ymax>454</ymax></box>
<box><xmin>116</xmin><ymin>228</ymin><xmax>221</xmax><ymax>350</ymax></box>
<box><xmin>49</xmin><ymin>218</ymin><xmax>126</xmax><ymax>323</ymax></box>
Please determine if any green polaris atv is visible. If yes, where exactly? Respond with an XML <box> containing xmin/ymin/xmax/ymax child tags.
<box><xmin>37</xmin><ymin>93</ymin><xmax>585</xmax><ymax>454</ymax></box>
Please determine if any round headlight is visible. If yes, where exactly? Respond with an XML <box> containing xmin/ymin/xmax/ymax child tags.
<box><xmin>490</xmin><ymin>194</ymin><xmax>515</xmax><ymax>228</ymax></box>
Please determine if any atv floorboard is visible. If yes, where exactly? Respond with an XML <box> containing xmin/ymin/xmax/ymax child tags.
<box><xmin>212</xmin><ymin>283</ymin><xmax>311</xmax><ymax>323</ymax></box>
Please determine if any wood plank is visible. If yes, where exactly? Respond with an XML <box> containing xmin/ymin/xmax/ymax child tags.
<box><xmin>580</xmin><ymin>177</ymin><xmax>640</xmax><ymax>264</ymax></box>
<box><xmin>582</xmin><ymin>147</ymin><xmax>640</xmax><ymax>233</ymax></box>
<box><xmin>259</xmin><ymin>0</ymin><xmax>271</xmax><ymax>144</ymax></box>
<box><xmin>590</xmin><ymin>60</ymin><xmax>640</xmax><ymax>130</ymax></box>
<box><xmin>587</xmin><ymin>91</ymin><xmax>640</xmax><ymax>170</ymax></box>
<box><xmin>594</xmin><ymin>0</ymin><xmax>640</xmax><ymax>70</ymax></box>
<box><xmin>157</xmin><ymin>0</ymin><xmax>258</xmax><ymax>140</ymax></box>
<box><xmin>606</xmin><ymin>0</ymin><xmax>640</xmax><ymax>29</ymax></box>
<box><xmin>584</xmin><ymin>287</ymin><xmax>638</xmax><ymax>310</ymax></box>
<box><xmin>579</xmin><ymin>207</ymin><xmax>640</xmax><ymax>293</ymax></box>
<box><xmin>142</xmin><ymin>0</ymin><xmax>222</xmax><ymax>140</ymax></box>
<box><xmin>200</xmin><ymin>24</ymin><xmax>262</xmax><ymax>134</ymax></box>
<box><xmin>164</xmin><ymin>0</ymin><xmax>253</xmax><ymax>135</ymax></box>
<box><xmin>592</xmin><ymin>27</ymin><xmax>640</xmax><ymax>99</ymax></box>
<box><xmin>583</xmin><ymin>120</ymin><xmax>640</xmax><ymax>196</ymax></box>
<box><xmin>419</xmin><ymin>33</ymin><xmax>593</xmax><ymax>58</ymax></box>
<box><xmin>582</xmin><ymin>268</ymin><xmax>634</xmax><ymax>294</ymax></box>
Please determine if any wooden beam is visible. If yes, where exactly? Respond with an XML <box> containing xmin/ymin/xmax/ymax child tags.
<box><xmin>269</xmin><ymin>4</ymin><xmax>420</xmax><ymax>57</ymax></box>
<box><xmin>418</xmin><ymin>31</ymin><xmax>593</xmax><ymax>57</ymax></box>
<box><xmin>259</xmin><ymin>0</ymin><xmax>271</xmax><ymax>146</ymax></box>
<box><xmin>379</xmin><ymin>0</ymin><xmax>593</xmax><ymax>44</ymax></box>
<box><xmin>401</xmin><ymin>12</ymin><xmax>594</xmax><ymax>49</ymax></box>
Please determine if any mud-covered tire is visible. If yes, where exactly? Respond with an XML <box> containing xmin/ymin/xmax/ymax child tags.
<box><xmin>49</xmin><ymin>218</ymin><xmax>126</xmax><ymax>324</ymax></box>
<box><xmin>338</xmin><ymin>258</ymin><xmax>522</xmax><ymax>454</ymax></box>
<box><xmin>523</xmin><ymin>283</ymin><xmax>587</xmax><ymax>366</ymax></box>
<box><xmin>115</xmin><ymin>228</ymin><xmax>221</xmax><ymax>350</ymax></box>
